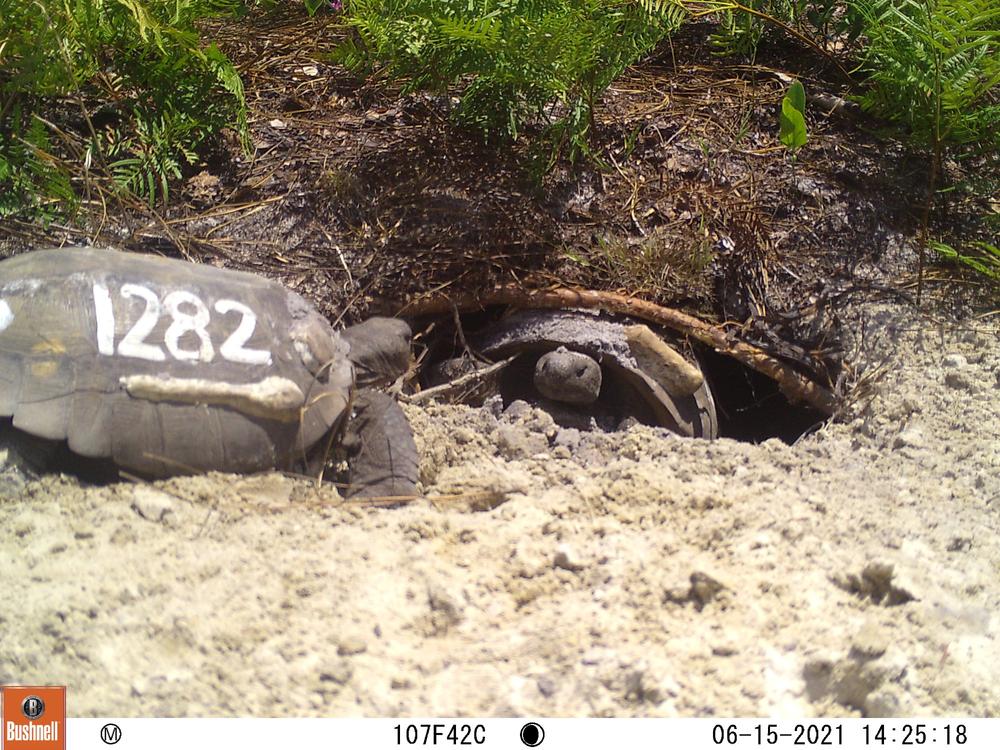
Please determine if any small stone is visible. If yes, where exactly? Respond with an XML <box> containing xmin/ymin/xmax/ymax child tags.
<box><xmin>496</xmin><ymin>425</ymin><xmax>548</xmax><ymax>460</ymax></box>
<box><xmin>553</xmin><ymin>428</ymin><xmax>581</xmax><ymax>449</ymax></box>
<box><xmin>337</xmin><ymin>635</ymin><xmax>367</xmax><ymax>656</ymax></box>
<box><xmin>832</xmin><ymin>562</ymin><xmax>916</xmax><ymax>605</ymax></box>
<box><xmin>850</xmin><ymin>624</ymin><xmax>889</xmax><ymax>659</ymax></box>
<box><xmin>942</xmin><ymin>353</ymin><xmax>968</xmax><ymax>368</ymax></box>
<box><xmin>502</xmin><ymin>400</ymin><xmax>532</xmax><ymax>422</ymax></box>
<box><xmin>536</xmin><ymin>676</ymin><xmax>556</xmax><ymax>697</ymax></box>
<box><xmin>893</xmin><ymin>428</ymin><xmax>925</xmax><ymax>450</ymax></box>
<box><xmin>523</xmin><ymin>409</ymin><xmax>557</xmax><ymax>439</ymax></box>
<box><xmin>581</xmin><ymin>647</ymin><xmax>612</xmax><ymax>666</ymax></box>
<box><xmin>319</xmin><ymin>659</ymin><xmax>353</xmax><ymax>685</ymax></box>
<box><xmin>427</xmin><ymin>583</ymin><xmax>463</xmax><ymax>630</ymax></box>
<box><xmin>131</xmin><ymin>678</ymin><xmax>148</xmax><ymax>697</ymax></box>
<box><xmin>624</xmin><ymin>669</ymin><xmax>665</xmax><ymax>705</ymax></box>
<box><xmin>268</xmin><ymin>119</ymin><xmax>287</xmax><ymax>129</ymax></box>
<box><xmin>453</xmin><ymin>427</ymin><xmax>475</xmax><ymax>445</ymax></box>
<box><xmin>712</xmin><ymin>642</ymin><xmax>739</xmax><ymax>657</ymax></box>
<box><xmin>131</xmin><ymin>486</ymin><xmax>175</xmax><ymax>523</ymax></box>
<box><xmin>118</xmin><ymin>586</ymin><xmax>140</xmax><ymax>605</ymax></box>
<box><xmin>865</xmin><ymin>686</ymin><xmax>904</xmax><ymax>718</ymax></box>
<box><xmin>947</xmin><ymin>536</ymin><xmax>972</xmax><ymax>552</ymax></box>
<box><xmin>110</xmin><ymin>524</ymin><xmax>138</xmax><ymax>546</ymax></box>
<box><xmin>553</xmin><ymin>544</ymin><xmax>586</xmax><ymax>572</ymax></box>
<box><xmin>944</xmin><ymin>371</ymin><xmax>973</xmax><ymax>390</ymax></box>
<box><xmin>618</xmin><ymin>416</ymin><xmax>641</xmax><ymax>431</ymax></box>
<box><xmin>689</xmin><ymin>572</ymin><xmax>726</xmax><ymax>609</ymax></box>
<box><xmin>484</xmin><ymin>395</ymin><xmax>504</xmax><ymax>418</ymax></box>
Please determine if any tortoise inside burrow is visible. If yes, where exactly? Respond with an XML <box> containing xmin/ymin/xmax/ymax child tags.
<box><xmin>0</xmin><ymin>247</ymin><xmax>417</xmax><ymax>498</ymax></box>
<box><xmin>420</xmin><ymin>308</ymin><xmax>718</xmax><ymax>439</ymax></box>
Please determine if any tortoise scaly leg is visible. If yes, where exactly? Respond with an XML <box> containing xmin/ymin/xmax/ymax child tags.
<box><xmin>343</xmin><ymin>390</ymin><xmax>418</xmax><ymax>500</ymax></box>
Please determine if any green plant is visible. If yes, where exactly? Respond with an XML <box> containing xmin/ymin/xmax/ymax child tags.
<box><xmin>302</xmin><ymin>0</ymin><xmax>334</xmax><ymax>15</ymax></box>
<box><xmin>804</xmin><ymin>0</ymin><xmax>864</xmax><ymax>48</ymax></box>
<box><xmin>711</xmin><ymin>0</ymin><xmax>800</xmax><ymax>56</ymax></box>
<box><xmin>634</xmin><ymin>0</ymin><xmax>855</xmax><ymax>91</ymax></box>
<box><xmin>853</xmin><ymin>0</ymin><xmax>1000</xmax><ymax>298</ymax></box>
<box><xmin>334</xmin><ymin>0</ymin><xmax>687</xmax><ymax>164</ymax></box>
<box><xmin>0</xmin><ymin>0</ymin><xmax>250</xmax><ymax>215</ymax></box>
<box><xmin>930</xmin><ymin>240</ymin><xmax>1000</xmax><ymax>281</ymax></box>
<box><xmin>709</xmin><ymin>1</ymin><xmax>863</xmax><ymax>64</ymax></box>
<box><xmin>854</xmin><ymin>0</ymin><xmax>1000</xmax><ymax>150</ymax></box>
<box><xmin>778</xmin><ymin>78</ymin><xmax>808</xmax><ymax>152</ymax></box>
<box><xmin>0</xmin><ymin>111</ymin><xmax>77</xmax><ymax>221</ymax></box>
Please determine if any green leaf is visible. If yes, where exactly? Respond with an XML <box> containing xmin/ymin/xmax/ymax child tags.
<box><xmin>303</xmin><ymin>0</ymin><xmax>326</xmax><ymax>17</ymax></box>
<box><xmin>779</xmin><ymin>84</ymin><xmax>808</xmax><ymax>152</ymax></box>
<box><xmin>930</xmin><ymin>240</ymin><xmax>1000</xmax><ymax>280</ymax></box>
<box><xmin>786</xmin><ymin>79</ymin><xmax>806</xmax><ymax>116</ymax></box>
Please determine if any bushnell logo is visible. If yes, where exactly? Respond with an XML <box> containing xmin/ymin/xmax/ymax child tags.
<box><xmin>20</xmin><ymin>696</ymin><xmax>45</xmax><ymax>721</ymax></box>
<box><xmin>1</xmin><ymin>685</ymin><xmax>66</xmax><ymax>750</ymax></box>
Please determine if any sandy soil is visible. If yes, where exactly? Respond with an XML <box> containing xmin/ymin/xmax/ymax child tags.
<box><xmin>0</xmin><ymin>301</ymin><xmax>997</xmax><ymax>718</ymax></box>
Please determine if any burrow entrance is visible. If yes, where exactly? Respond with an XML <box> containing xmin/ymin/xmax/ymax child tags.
<box><xmin>413</xmin><ymin>308</ymin><xmax>830</xmax><ymax>445</ymax></box>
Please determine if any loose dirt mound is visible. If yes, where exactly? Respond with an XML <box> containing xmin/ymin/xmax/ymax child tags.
<box><xmin>1</xmin><ymin>302</ymin><xmax>996</xmax><ymax>717</ymax></box>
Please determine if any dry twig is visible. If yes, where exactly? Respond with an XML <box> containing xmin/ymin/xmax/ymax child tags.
<box><xmin>400</xmin><ymin>355</ymin><xmax>517</xmax><ymax>405</ymax></box>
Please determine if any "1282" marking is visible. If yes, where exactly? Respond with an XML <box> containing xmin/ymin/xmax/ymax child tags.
<box><xmin>93</xmin><ymin>282</ymin><xmax>272</xmax><ymax>365</ymax></box>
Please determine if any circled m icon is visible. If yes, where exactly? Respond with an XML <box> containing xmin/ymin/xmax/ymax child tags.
<box><xmin>101</xmin><ymin>723</ymin><xmax>122</xmax><ymax>745</ymax></box>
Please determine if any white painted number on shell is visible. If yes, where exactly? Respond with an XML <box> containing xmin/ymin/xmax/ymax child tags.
<box><xmin>163</xmin><ymin>290</ymin><xmax>214</xmax><ymax>362</ymax></box>
<box><xmin>214</xmin><ymin>299</ymin><xmax>272</xmax><ymax>366</ymax></box>
<box><xmin>92</xmin><ymin>283</ymin><xmax>115</xmax><ymax>355</ymax></box>
<box><xmin>118</xmin><ymin>283</ymin><xmax>167</xmax><ymax>361</ymax></box>
<box><xmin>0</xmin><ymin>299</ymin><xmax>14</xmax><ymax>334</ymax></box>
<box><xmin>92</xmin><ymin>283</ymin><xmax>271</xmax><ymax>365</ymax></box>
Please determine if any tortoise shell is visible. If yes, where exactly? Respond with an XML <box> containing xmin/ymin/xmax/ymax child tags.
<box><xmin>0</xmin><ymin>247</ymin><xmax>353</xmax><ymax>477</ymax></box>
<box><xmin>476</xmin><ymin>309</ymin><xmax>718</xmax><ymax>439</ymax></box>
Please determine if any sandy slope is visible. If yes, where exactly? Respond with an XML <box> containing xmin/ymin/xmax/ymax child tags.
<box><xmin>0</xmin><ymin>303</ymin><xmax>997</xmax><ymax>717</ymax></box>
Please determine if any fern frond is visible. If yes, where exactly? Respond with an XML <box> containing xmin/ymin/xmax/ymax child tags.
<box><xmin>336</xmin><ymin>0</ymin><xmax>686</xmax><ymax>160</ymax></box>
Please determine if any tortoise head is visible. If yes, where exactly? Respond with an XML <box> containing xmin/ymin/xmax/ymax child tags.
<box><xmin>533</xmin><ymin>346</ymin><xmax>603</xmax><ymax>405</ymax></box>
<box><xmin>339</xmin><ymin>317</ymin><xmax>412</xmax><ymax>387</ymax></box>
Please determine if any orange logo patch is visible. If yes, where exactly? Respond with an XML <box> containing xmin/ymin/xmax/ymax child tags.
<box><xmin>1</xmin><ymin>686</ymin><xmax>66</xmax><ymax>750</ymax></box>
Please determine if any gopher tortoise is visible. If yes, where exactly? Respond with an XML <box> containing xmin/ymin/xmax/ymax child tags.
<box><xmin>431</xmin><ymin>309</ymin><xmax>718</xmax><ymax>438</ymax></box>
<box><xmin>0</xmin><ymin>247</ymin><xmax>417</xmax><ymax>497</ymax></box>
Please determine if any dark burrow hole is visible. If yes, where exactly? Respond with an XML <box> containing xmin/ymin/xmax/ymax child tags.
<box><xmin>417</xmin><ymin>309</ymin><xmax>829</xmax><ymax>445</ymax></box>
<box><xmin>698</xmin><ymin>348</ymin><xmax>828</xmax><ymax>444</ymax></box>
